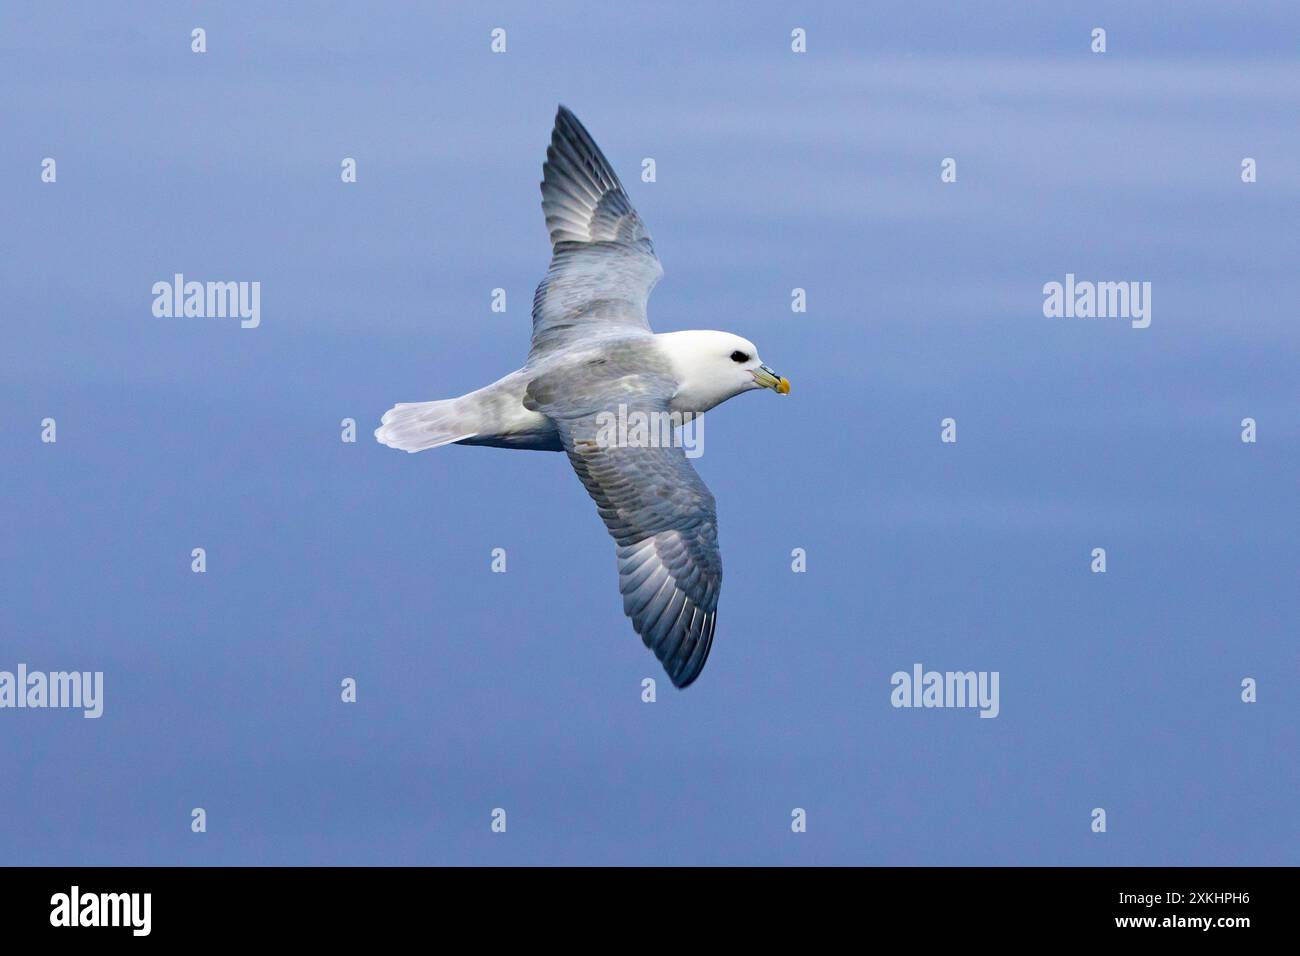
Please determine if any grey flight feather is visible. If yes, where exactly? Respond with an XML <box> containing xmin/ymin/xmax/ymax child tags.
<box><xmin>526</xmin><ymin>109</ymin><xmax>721</xmax><ymax>687</ymax></box>
<box><xmin>526</xmin><ymin>349</ymin><xmax>722</xmax><ymax>689</ymax></box>
<box><xmin>530</xmin><ymin>105</ymin><xmax>664</xmax><ymax>362</ymax></box>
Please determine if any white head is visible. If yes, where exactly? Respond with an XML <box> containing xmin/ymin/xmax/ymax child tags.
<box><xmin>656</xmin><ymin>330</ymin><xmax>790</xmax><ymax>414</ymax></box>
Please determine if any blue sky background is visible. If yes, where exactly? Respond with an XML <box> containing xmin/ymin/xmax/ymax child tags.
<box><xmin>2</xmin><ymin>1</ymin><xmax>1297</xmax><ymax>865</ymax></box>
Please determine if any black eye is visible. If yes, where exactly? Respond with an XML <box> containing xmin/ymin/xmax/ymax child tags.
<box><xmin>730</xmin><ymin>350</ymin><xmax>749</xmax><ymax>363</ymax></box>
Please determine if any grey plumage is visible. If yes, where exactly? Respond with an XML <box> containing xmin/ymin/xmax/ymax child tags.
<box><xmin>524</xmin><ymin>339</ymin><xmax>720</xmax><ymax>688</ymax></box>
<box><xmin>527</xmin><ymin>108</ymin><xmax>720</xmax><ymax>688</ymax></box>
<box><xmin>375</xmin><ymin>105</ymin><xmax>782</xmax><ymax>690</ymax></box>
<box><xmin>531</xmin><ymin>107</ymin><xmax>664</xmax><ymax>361</ymax></box>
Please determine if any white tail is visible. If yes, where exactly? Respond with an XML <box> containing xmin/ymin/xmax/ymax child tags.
<box><xmin>374</xmin><ymin>398</ymin><xmax>478</xmax><ymax>453</ymax></box>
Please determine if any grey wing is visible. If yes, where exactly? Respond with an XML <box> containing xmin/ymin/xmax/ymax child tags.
<box><xmin>529</xmin><ymin>365</ymin><xmax>721</xmax><ymax>688</ymax></box>
<box><xmin>563</xmin><ymin>418</ymin><xmax>721</xmax><ymax>688</ymax></box>
<box><xmin>530</xmin><ymin>106</ymin><xmax>664</xmax><ymax>361</ymax></box>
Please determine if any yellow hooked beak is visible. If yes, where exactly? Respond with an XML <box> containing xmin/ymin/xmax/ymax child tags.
<box><xmin>752</xmin><ymin>364</ymin><xmax>791</xmax><ymax>395</ymax></box>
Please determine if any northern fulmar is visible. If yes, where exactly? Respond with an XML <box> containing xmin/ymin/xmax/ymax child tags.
<box><xmin>377</xmin><ymin>106</ymin><xmax>790</xmax><ymax>688</ymax></box>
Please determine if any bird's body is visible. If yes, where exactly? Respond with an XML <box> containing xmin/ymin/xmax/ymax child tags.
<box><xmin>382</xmin><ymin>329</ymin><xmax>774</xmax><ymax>453</ymax></box>
<box><xmin>376</xmin><ymin>106</ymin><xmax>789</xmax><ymax>688</ymax></box>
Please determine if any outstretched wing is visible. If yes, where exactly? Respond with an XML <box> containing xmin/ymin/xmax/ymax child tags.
<box><xmin>561</xmin><ymin>417</ymin><xmax>722</xmax><ymax>689</ymax></box>
<box><xmin>526</xmin><ymin>359</ymin><xmax>722</xmax><ymax>689</ymax></box>
<box><xmin>530</xmin><ymin>106</ymin><xmax>664</xmax><ymax>361</ymax></box>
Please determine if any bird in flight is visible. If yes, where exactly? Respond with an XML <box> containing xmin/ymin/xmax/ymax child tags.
<box><xmin>376</xmin><ymin>106</ymin><xmax>790</xmax><ymax>688</ymax></box>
